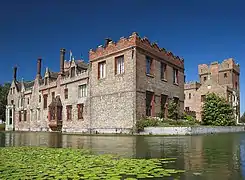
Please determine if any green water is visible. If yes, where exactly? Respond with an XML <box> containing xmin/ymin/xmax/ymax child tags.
<box><xmin>0</xmin><ymin>131</ymin><xmax>245</xmax><ymax>180</ymax></box>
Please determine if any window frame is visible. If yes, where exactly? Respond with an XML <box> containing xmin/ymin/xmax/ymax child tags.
<box><xmin>79</xmin><ymin>84</ymin><xmax>87</xmax><ymax>98</ymax></box>
<box><xmin>160</xmin><ymin>62</ymin><xmax>167</xmax><ymax>80</ymax></box>
<box><xmin>115</xmin><ymin>55</ymin><xmax>125</xmax><ymax>75</ymax></box>
<box><xmin>98</xmin><ymin>61</ymin><xmax>106</xmax><ymax>79</ymax></box>
<box><xmin>43</xmin><ymin>94</ymin><xmax>48</xmax><ymax>109</ymax></box>
<box><xmin>146</xmin><ymin>56</ymin><xmax>153</xmax><ymax>76</ymax></box>
<box><xmin>77</xmin><ymin>103</ymin><xmax>84</xmax><ymax>120</ymax></box>
<box><xmin>64</xmin><ymin>88</ymin><xmax>68</xmax><ymax>99</ymax></box>
<box><xmin>66</xmin><ymin>105</ymin><xmax>72</xmax><ymax>121</ymax></box>
<box><xmin>173</xmin><ymin>68</ymin><xmax>179</xmax><ymax>84</ymax></box>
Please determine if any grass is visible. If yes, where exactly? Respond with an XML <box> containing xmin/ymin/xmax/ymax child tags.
<box><xmin>0</xmin><ymin>146</ymin><xmax>184</xmax><ymax>179</ymax></box>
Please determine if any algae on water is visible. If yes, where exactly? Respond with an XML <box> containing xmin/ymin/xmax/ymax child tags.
<box><xmin>0</xmin><ymin>147</ymin><xmax>184</xmax><ymax>179</ymax></box>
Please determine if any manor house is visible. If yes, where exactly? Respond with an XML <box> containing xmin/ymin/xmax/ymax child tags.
<box><xmin>5</xmin><ymin>32</ymin><xmax>185</xmax><ymax>133</ymax></box>
<box><xmin>184</xmin><ymin>59</ymin><xmax>240</xmax><ymax>122</ymax></box>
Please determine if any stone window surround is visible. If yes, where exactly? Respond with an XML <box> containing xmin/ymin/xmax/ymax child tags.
<box><xmin>77</xmin><ymin>103</ymin><xmax>84</xmax><ymax>120</ymax></box>
<box><xmin>66</xmin><ymin>105</ymin><xmax>72</xmax><ymax>121</ymax></box>
<box><xmin>98</xmin><ymin>61</ymin><xmax>106</xmax><ymax>79</ymax></box>
<box><xmin>160</xmin><ymin>62</ymin><xmax>167</xmax><ymax>81</ymax></box>
<box><xmin>78</xmin><ymin>84</ymin><xmax>87</xmax><ymax>98</ymax></box>
<box><xmin>115</xmin><ymin>55</ymin><xmax>125</xmax><ymax>75</ymax></box>
<box><xmin>43</xmin><ymin>94</ymin><xmax>48</xmax><ymax>109</ymax></box>
<box><xmin>64</xmin><ymin>88</ymin><xmax>69</xmax><ymax>99</ymax></box>
<box><xmin>146</xmin><ymin>56</ymin><xmax>154</xmax><ymax>76</ymax></box>
<box><xmin>173</xmin><ymin>68</ymin><xmax>179</xmax><ymax>85</ymax></box>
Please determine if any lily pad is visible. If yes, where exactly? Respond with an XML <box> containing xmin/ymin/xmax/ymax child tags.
<box><xmin>0</xmin><ymin>146</ymin><xmax>185</xmax><ymax>179</ymax></box>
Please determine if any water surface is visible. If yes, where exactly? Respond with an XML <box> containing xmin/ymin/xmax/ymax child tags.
<box><xmin>0</xmin><ymin>131</ymin><xmax>244</xmax><ymax>180</ymax></box>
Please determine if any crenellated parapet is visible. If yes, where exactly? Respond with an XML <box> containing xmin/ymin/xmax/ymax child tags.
<box><xmin>198</xmin><ymin>58</ymin><xmax>240</xmax><ymax>75</ymax></box>
<box><xmin>89</xmin><ymin>32</ymin><xmax>184</xmax><ymax>69</ymax></box>
<box><xmin>198</xmin><ymin>64</ymin><xmax>209</xmax><ymax>75</ymax></box>
<box><xmin>220</xmin><ymin>58</ymin><xmax>240</xmax><ymax>74</ymax></box>
<box><xmin>89</xmin><ymin>33</ymin><xmax>137</xmax><ymax>61</ymax></box>
<box><xmin>184</xmin><ymin>81</ymin><xmax>201</xmax><ymax>90</ymax></box>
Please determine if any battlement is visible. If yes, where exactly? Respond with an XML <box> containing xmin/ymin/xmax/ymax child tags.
<box><xmin>89</xmin><ymin>32</ymin><xmax>184</xmax><ymax>68</ymax></box>
<box><xmin>184</xmin><ymin>81</ymin><xmax>201</xmax><ymax>90</ymax></box>
<box><xmin>198</xmin><ymin>58</ymin><xmax>240</xmax><ymax>75</ymax></box>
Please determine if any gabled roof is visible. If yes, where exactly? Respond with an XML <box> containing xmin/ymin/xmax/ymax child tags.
<box><xmin>24</xmin><ymin>81</ymin><xmax>35</xmax><ymax>90</ymax></box>
<box><xmin>14</xmin><ymin>80</ymin><xmax>35</xmax><ymax>92</ymax></box>
<box><xmin>49</xmin><ymin>71</ymin><xmax>59</xmax><ymax>80</ymax></box>
<box><xmin>75</xmin><ymin>60</ymin><xmax>89</xmax><ymax>70</ymax></box>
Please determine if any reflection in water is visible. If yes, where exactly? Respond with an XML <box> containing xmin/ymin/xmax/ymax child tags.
<box><xmin>0</xmin><ymin>132</ymin><xmax>244</xmax><ymax>180</ymax></box>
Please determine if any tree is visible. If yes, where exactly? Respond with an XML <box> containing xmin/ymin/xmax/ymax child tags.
<box><xmin>167</xmin><ymin>100</ymin><xmax>179</xmax><ymax>120</ymax></box>
<box><xmin>241</xmin><ymin>112</ymin><xmax>245</xmax><ymax>123</ymax></box>
<box><xmin>0</xmin><ymin>83</ymin><xmax>11</xmax><ymax>121</ymax></box>
<box><xmin>202</xmin><ymin>93</ymin><xmax>235</xmax><ymax>126</ymax></box>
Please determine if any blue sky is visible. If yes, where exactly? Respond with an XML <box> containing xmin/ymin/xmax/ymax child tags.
<box><xmin>0</xmin><ymin>0</ymin><xmax>244</xmax><ymax>113</ymax></box>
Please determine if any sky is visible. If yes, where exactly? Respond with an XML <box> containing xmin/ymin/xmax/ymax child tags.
<box><xmin>0</xmin><ymin>0</ymin><xmax>244</xmax><ymax>113</ymax></box>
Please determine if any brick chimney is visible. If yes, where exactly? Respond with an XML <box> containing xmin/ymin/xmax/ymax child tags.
<box><xmin>105</xmin><ymin>38</ymin><xmax>112</xmax><ymax>47</ymax></box>
<box><xmin>37</xmin><ymin>57</ymin><xmax>42</xmax><ymax>77</ymax></box>
<box><xmin>60</xmin><ymin>48</ymin><xmax>66</xmax><ymax>74</ymax></box>
<box><xmin>13</xmin><ymin>66</ymin><xmax>17</xmax><ymax>81</ymax></box>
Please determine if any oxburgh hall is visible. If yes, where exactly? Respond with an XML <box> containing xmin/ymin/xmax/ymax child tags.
<box><xmin>5</xmin><ymin>32</ymin><xmax>240</xmax><ymax>133</ymax></box>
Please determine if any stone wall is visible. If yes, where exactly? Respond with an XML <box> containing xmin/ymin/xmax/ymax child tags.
<box><xmin>89</xmin><ymin>47</ymin><xmax>136</xmax><ymax>130</ymax></box>
<box><xmin>140</xmin><ymin>126</ymin><xmax>245</xmax><ymax>135</ymax></box>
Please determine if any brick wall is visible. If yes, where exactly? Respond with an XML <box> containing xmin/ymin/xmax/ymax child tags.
<box><xmin>136</xmin><ymin>49</ymin><xmax>185</xmax><ymax>119</ymax></box>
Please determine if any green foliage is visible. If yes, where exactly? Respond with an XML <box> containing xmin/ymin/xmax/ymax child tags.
<box><xmin>201</xmin><ymin>93</ymin><xmax>235</xmax><ymax>126</ymax></box>
<box><xmin>136</xmin><ymin>118</ymin><xmax>159</xmax><ymax>132</ymax></box>
<box><xmin>156</xmin><ymin>111</ymin><xmax>165</xmax><ymax>119</ymax></box>
<box><xmin>136</xmin><ymin>115</ymin><xmax>200</xmax><ymax>131</ymax></box>
<box><xmin>159</xmin><ymin>118</ymin><xmax>200</xmax><ymax>127</ymax></box>
<box><xmin>0</xmin><ymin>124</ymin><xmax>5</xmax><ymax>131</ymax></box>
<box><xmin>0</xmin><ymin>83</ymin><xmax>11</xmax><ymax>121</ymax></box>
<box><xmin>167</xmin><ymin>100</ymin><xmax>179</xmax><ymax>120</ymax></box>
<box><xmin>0</xmin><ymin>147</ymin><xmax>184</xmax><ymax>179</ymax></box>
<box><xmin>182</xmin><ymin>112</ymin><xmax>197</xmax><ymax>122</ymax></box>
<box><xmin>241</xmin><ymin>112</ymin><xmax>245</xmax><ymax>123</ymax></box>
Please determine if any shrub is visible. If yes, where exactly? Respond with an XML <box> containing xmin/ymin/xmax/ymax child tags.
<box><xmin>167</xmin><ymin>100</ymin><xmax>179</xmax><ymax>120</ymax></box>
<box><xmin>201</xmin><ymin>93</ymin><xmax>235</xmax><ymax>126</ymax></box>
<box><xmin>135</xmin><ymin>117</ymin><xmax>159</xmax><ymax>132</ymax></box>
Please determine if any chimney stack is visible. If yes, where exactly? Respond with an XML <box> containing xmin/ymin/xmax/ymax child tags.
<box><xmin>105</xmin><ymin>38</ymin><xmax>112</xmax><ymax>47</ymax></box>
<box><xmin>13</xmin><ymin>66</ymin><xmax>17</xmax><ymax>81</ymax></box>
<box><xmin>37</xmin><ymin>57</ymin><xmax>42</xmax><ymax>77</ymax></box>
<box><xmin>60</xmin><ymin>48</ymin><xmax>66</xmax><ymax>74</ymax></box>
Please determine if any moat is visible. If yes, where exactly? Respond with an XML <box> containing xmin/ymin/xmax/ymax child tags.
<box><xmin>1</xmin><ymin>132</ymin><xmax>245</xmax><ymax>180</ymax></box>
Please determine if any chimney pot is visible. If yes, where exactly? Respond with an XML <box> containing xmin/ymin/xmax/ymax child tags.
<box><xmin>105</xmin><ymin>38</ymin><xmax>112</xmax><ymax>47</ymax></box>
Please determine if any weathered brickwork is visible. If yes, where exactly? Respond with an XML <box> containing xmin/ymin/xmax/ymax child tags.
<box><xmin>136</xmin><ymin>49</ymin><xmax>185</xmax><ymax>119</ymax></box>
<box><xmin>185</xmin><ymin>58</ymin><xmax>240</xmax><ymax>122</ymax></box>
<box><xmin>6</xmin><ymin>32</ymin><xmax>185</xmax><ymax>133</ymax></box>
